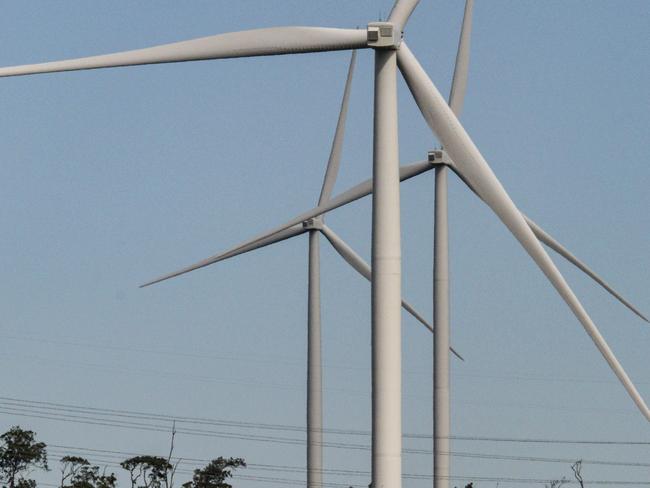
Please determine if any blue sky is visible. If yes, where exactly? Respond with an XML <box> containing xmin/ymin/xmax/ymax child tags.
<box><xmin>1</xmin><ymin>1</ymin><xmax>649</xmax><ymax>487</ymax></box>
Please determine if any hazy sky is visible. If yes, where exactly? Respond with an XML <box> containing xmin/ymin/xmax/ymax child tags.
<box><xmin>1</xmin><ymin>1</ymin><xmax>649</xmax><ymax>487</ymax></box>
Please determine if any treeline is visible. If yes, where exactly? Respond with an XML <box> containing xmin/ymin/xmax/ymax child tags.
<box><xmin>1</xmin><ymin>425</ymin><xmax>491</xmax><ymax>488</ymax></box>
<box><xmin>0</xmin><ymin>426</ymin><xmax>245</xmax><ymax>488</ymax></box>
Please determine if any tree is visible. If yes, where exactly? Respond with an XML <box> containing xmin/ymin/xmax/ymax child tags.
<box><xmin>121</xmin><ymin>456</ymin><xmax>172</xmax><ymax>488</ymax></box>
<box><xmin>0</xmin><ymin>426</ymin><xmax>48</xmax><ymax>488</ymax></box>
<box><xmin>60</xmin><ymin>456</ymin><xmax>90</xmax><ymax>488</ymax></box>
<box><xmin>60</xmin><ymin>456</ymin><xmax>116</xmax><ymax>488</ymax></box>
<box><xmin>183</xmin><ymin>458</ymin><xmax>246</xmax><ymax>488</ymax></box>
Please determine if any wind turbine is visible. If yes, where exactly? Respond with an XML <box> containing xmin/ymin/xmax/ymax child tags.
<box><xmin>140</xmin><ymin>50</ymin><xmax>462</xmax><ymax>488</ymax></box>
<box><xmin>138</xmin><ymin>5</ymin><xmax>646</xmax><ymax>486</ymax></box>
<box><xmin>1</xmin><ymin>2</ymin><xmax>648</xmax><ymax>487</ymax></box>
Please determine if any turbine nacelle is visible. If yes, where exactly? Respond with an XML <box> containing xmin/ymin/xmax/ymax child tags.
<box><xmin>367</xmin><ymin>22</ymin><xmax>401</xmax><ymax>49</ymax></box>
<box><xmin>302</xmin><ymin>217</ymin><xmax>324</xmax><ymax>231</ymax></box>
<box><xmin>427</xmin><ymin>149</ymin><xmax>451</xmax><ymax>166</ymax></box>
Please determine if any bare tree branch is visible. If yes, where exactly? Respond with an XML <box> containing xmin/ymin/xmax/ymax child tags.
<box><xmin>166</xmin><ymin>421</ymin><xmax>177</xmax><ymax>488</ymax></box>
<box><xmin>571</xmin><ymin>460</ymin><xmax>585</xmax><ymax>488</ymax></box>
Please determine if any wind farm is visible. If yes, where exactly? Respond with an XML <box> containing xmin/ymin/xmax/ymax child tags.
<box><xmin>1</xmin><ymin>2</ymin><xmax>648</xmax><ymax>488</ymax></box>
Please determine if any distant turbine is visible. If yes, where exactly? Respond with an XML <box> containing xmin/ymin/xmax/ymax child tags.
<box><xmin>432</xmin><ymin>2</ymin><xmax>474</xmax><ymax>486</ymax></box>
<box><xmin>1</xmin><ymin>3</ymin><xmax>647</xmax><ymax>487</ymax></box>
<box><xmin>431</xmin><ymin>4</ymin><xmax>646</xmax><ymax>486</ymax></box>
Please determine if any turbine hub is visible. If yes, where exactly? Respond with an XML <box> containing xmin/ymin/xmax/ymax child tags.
<box><xmin>367</xmin><ymin>22</ymin><xmax>400</xmax><ymax>49</ymax></box>
<box><xmin>302</xmin><ymin>217</ymin><xmax>323</xmax><ymax>231</ymax></box>
<box><xmin>428</xmin><ymin>149</ymin><xmax>451</xmax><ymax>166</ymax></box>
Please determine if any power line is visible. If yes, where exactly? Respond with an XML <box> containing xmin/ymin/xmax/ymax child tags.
<box><xmin>0</xmin><ymin>405</ymin><xmax>311</xmax><ymax>448</ymax></box>
<box><xmin>24</xmin><ymin>441</ymin><xmax>650</xmax><ymax>487</ymax></box>
<box><xmin>47</xmin><ymin>442</ymin><xmax>650</xmax><ymax>473</ymax></box>
<box><xmin>21</xmin><ymin>425</ymin><xmax>650</xmax><ymax>473</ymax></box>
<box><xmin>14</xmin><ymin>404</ymin><xmax>650</xmax><ymax>457</ymax></box>
<box><xmin>0</xmin><ymin>396</ymin><xmax>309</xmax><ymax>434</ymax></box>
<box><xmin>3</xmin><ymin>395</ymin><xmax>649</xmax><ymax>446</ymax></box>
<box><xmin>450</xmin><ymin>435</ymin><xmax>650</xmax><ymax>446</ymax></box>
<box><xmin>447</xmin><ymin>450</ymin><xmax>650</xmax><ymax>468</ymax></box>
<box><xmin>2</xmin><ymin>400</ymin><xmax>649</xmax><ymax>488</ymax></box>
<box><xmin>36</xmin><ymin>452</ymin><xmax>650</xmax><ymax>488</ymax></box>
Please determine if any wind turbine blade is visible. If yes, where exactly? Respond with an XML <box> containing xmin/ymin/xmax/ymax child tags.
<box><xmin>254</xmin><ymin>158</ymin><xmax>430</xmax><ymax>246</ymax></box>
<box><xmin>524</xmin><ymin>215</ymin><xmax>649</xmax><ymax>322</ymax></box>
<box><xmin>140</xmin><ymin>224</ymin><xmax>306</xmax><ymax>287</ymax></box>
<box><xmin>0</xmin><ymin>27</ymin><xmax>367</xmax><ymax>78</ymax></box>
<box><xmin>388</xmin><ymin>0</ymin><xmax>421</xmax><ymax>32</ymax></box>
<box><xmin>445</xmin><ymin>1</ymin><xmax>642</xmax><ymax>321</ymax></box>
<box><xmin>320</xmin><ymin>224</ymin><xmax>464</xmax><ymax>361</ymax></box>
<box><xmin>397</xmin><ymin>159</ymin><xmax>435</xmax><ymax>181</ymax></box>
<box><xmin>318</xmin><ymin>50</ymin><xmax>357</xmax><ymax>205</ymax></box>
<box><xmin>320</xmin><ymin>225</ymin><xmax>373</xmax><ymax>279</ymax></box>
<box><xmin>142</xmin><ymin>159</ymin><xmax>432</xmax><ymax>289</ymax></box>
<box><xmin>446</xmin><ymin>0</ymin><xmax>643</xmax><ymax>322</ymax></box>
<box><xmin>210</xmin><ymin>159</ymin><xmax>431</xmax><ymax>259</ymax></box>
<box><xmin>325</xmin><ymin>158</ymin><xmax>431</xmax><ymax>210</ymax></box>
<box><xmin>448</xmin><ymin>0</ymin><xmax>474</xmax><ymax>116</ymax></box>
<box><xmin>397</xmin><ymin>43</ymin><xmax>650</xmax><ymax>421</ymax></box>
<box><xmin>438</xmin><ymin>159</ymin><xmax>646</xmax><ymax>321</ymax></box>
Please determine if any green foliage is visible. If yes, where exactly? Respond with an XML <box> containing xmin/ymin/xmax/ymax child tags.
<box><xmin>60</xmin><ymin>456</ymin><xmax>116</xmax><ymax>488</ymax></box>
<box><xmin>183</xmin><ymin>458</ymin><xmax>246</xmax><ymax>488</ymax></box>
<box><xmin>120</xmin><ymin>456</ymin><xmax>172</xmax><ymax>488</ymax></box>
<box><xmin>0</xmin><ymin>426</ymin><xmax>48</xmax><ymax>488</ymax></box>
<box><xmin>0</xmin><ymin>425</ymin><xmax>247</xmax><ymax>488</ymax></box>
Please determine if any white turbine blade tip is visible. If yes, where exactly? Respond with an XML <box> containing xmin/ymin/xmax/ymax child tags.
<box><xmin>448</xmin><ymin>0</ymin><xmax>474</xmax><ymax>116</ymax></box>
<box><xmin>525</xmin><ymin>216</ymin><xmax>649</xmax><ymax>323</ymax></box>
<box><xmin>140</xmin><ymin>224</ymin><xmax>306</xmax><ymax>288</ymax></box>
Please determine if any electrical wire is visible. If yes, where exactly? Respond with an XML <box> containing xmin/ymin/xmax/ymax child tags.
<box><xmin>23</xmin><ymin>441</ymin><xmax>650</xmax><ymax>487</ymax></box>
<box><xmin>3</xmin><ymin>396</ymin><xmax>649</xmax><ymax>446</ymax></box>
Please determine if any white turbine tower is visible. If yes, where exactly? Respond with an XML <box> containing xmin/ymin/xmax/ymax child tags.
<box><xmin>1</xmin><ymin>2</ymin><xmax>648</xmax><ymax>487</ymax></box>
<box><xmin>432</xmin><ymin>2</ymin><xmax>473</xmax><ymax>486</ymax></box>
